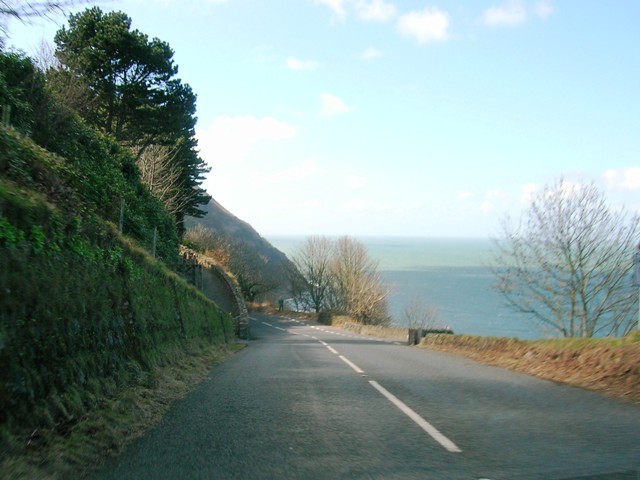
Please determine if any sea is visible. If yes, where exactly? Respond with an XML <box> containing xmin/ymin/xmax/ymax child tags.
<box><xmin>267</xmin><ymin>236</ymin><xmax>546</xmax><ymax>340</ymax></box>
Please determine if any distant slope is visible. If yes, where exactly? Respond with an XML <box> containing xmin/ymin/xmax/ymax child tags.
<box><xmin>185</xmin><ymin>198</ymin><xmax>296</xmax><ymax>299</ymax></box>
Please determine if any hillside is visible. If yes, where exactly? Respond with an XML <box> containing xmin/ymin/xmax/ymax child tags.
<box><xmin>185</xmin><ymin>198</ymin><xmax>297</xmax><ymax>301</ymax></box>
<box><xmin>0</xmin><ymin>44</ymin><xmax>235</xmax><ymax>477</ymax></box>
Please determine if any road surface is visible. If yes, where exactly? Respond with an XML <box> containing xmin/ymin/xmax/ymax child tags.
<box><xmin>94</xmin><ymin>313</ymin><xmax>640</xmax><ymax>479</ymax></box>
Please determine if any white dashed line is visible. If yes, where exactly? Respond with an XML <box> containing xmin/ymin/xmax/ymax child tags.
<box><xmin>255</xmin><ymin>316</ymin><xmax>459</xmax><ymax>454</ymax></box>
<box><xmin>368</xmin><ymin>380</ymin><xmax>462</xmax><ymax>453</ymax></box>
<box><xmin>338</xmin><ymin>355</ymin><xmax>365</xmax><ymax>374</ymax></box>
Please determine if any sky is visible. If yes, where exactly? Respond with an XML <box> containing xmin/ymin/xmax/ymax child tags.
<box><xmin>6</xmin><ymin>0</ymin><xmax>640</xmax><ymax>238</ymax></box>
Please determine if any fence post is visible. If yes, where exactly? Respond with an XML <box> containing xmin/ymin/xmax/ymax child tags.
<box><xmin>2</xmin><ymin>105</ymin><xmax>11</xmax><ymax>127</ymax></box>
<box><xmin>118</xmin><ymin>198</ymin><xmax>125</xmax><ymax>232</ymax></box>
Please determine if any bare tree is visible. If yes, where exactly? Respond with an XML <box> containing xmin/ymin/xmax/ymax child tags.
<box><xmin>184</xmin><ymin>224</ymin><xmax>281</xmax><ymax>302</ymax></box>
<box><xmin>136</xmin><ymin>144</ymin><xmax>198</xmax><ymax>218</ymax></box>
<box><xmin>1</xmin><ymin>1</ymin><xmax>80</xmax><ymax>20</ymax></box>
<box><xmin>402</xmin><ymin>296</ymin><xmax>439</xmax><ymax>329</ymax></box>
<box><xmin>1</xmin><ymin>1</ymin><xmax>91</xmax><ymax>44</ymax></box>
<box><xmin>183</xmin><ymin>224</ymin><xmax>231</xmax><ymax>268</ymax></box>
<box><xmin>285</xmin><ymin>262</ymin><xmax>309</xmax><ymax>312</ymax></box>
<box><xmin>291</xmin><ymin>236</ymin><xmax>334</xmax><ymax>313</ymax></box>
<box><xmin>226</xmin><ymin>241</ymin><xmax>279</xmax><ymax>302</ymax></box>
<box><xmin>330</xmin><ymin>236</ymin><xmax>390</xmax><ymax>325</ymax></box>
<box><xmin>291</xmin><ymin>235</ymin><xmax>390</xmax><ymax>324</ymax></box>
<box><xmin>492</xmin><ymin>178</ymin><xmax>640</xmax><ymax>337</ymax></box>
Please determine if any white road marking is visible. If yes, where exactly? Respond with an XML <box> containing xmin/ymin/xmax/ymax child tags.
<box><xmin>258</xmin><ymin>316</ymin><xmax>458</xmax><ymax>453</ymax></box>
<box><xmin>368</xmin><ymin>380</ymin><xmax>462</xmax><ymax>453</ymax></box>
<box><xmin>339</xmin><ymin>355</ymin><xmax>365</xmax><ymax>374</ymax></box>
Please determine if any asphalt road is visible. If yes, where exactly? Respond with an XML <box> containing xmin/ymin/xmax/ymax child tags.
<box><xmin>94</xmin><ymin>313</ymin><xmax>640</xmax><ymax>479</ymax></box>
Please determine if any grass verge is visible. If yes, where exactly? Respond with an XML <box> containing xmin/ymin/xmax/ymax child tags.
<box><xmin>1</xmin><ymin>343</ymin><xmax>245</xmax><ymax>480</ymax></box>
<box><xmin>419</xmin><ymin>332</ymin><xmax>640</xmax><ymax>404</ymax></box>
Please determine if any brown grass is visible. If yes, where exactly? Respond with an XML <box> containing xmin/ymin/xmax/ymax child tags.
<box><xmin>330</xmin><ymin>317</ymin><xmax>409</xmax><ymax>342</ymax></box>
<box><xmin>419</xmin><ymin>333</ymin><xmax>640</xmax><ymax>404</ymax></box>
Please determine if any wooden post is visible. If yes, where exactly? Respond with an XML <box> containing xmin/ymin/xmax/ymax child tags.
<box><xmin>119</xmin><ymin>198</ymin><xmax>125</xmax><ymax>232</ymax></box>
<box><xmin>2</xmin><ymin>105</ymin><xmax>10</xmax><ymax>127</ymax></box>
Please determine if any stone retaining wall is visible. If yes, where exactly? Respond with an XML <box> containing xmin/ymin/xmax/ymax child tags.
<box><xmin>179</xmin><ymin>247</ymin><xmax>250</xmax><ymax>338</ymax></box>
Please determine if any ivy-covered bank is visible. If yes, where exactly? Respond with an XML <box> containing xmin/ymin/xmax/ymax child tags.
<box><xmin>0</xmin><ymin>133</ymin><xmax>233</xmax><ymax>461</ymax></box>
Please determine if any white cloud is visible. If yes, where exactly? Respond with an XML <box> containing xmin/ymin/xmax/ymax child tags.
<box><xmin>361</xmin><ymin>47</ymin><xmax>382</xmax><ymax>60</ymax></box>
<box><xmin>480</xmin><ymin>200</ymin><xmax>495</xmax><ymax>215</ymax></box>
<box><xmin>520</xmin><ymin>183</ymin><xmax>539</xmax><ymax>204</ymax></box>
<box><xmin>486</xmin><ymin>188</ymin><xmax>507</xmax><ymax>199</ymax></box>
<box><xmin>286</xmin><ymin>57</ymin><xmax>321</xmax><ymax>71</ymax></box>
<box><xmin>197</xmin><ymin>115</ymin><xmax>297</xmax><ymax>165</ymax></box>
<box><xmin>316</xmin><ymin>0</ymin><xmax>348</xmax><ymax>18</ymax></box>
<box><xmin>316</xmin><ymin>0</ymin><xmax>396</xmax><ymax>22</ymax></box>
<box><xmin>397</xmin><ymin>8</ymin><xmax>450</xmax><ymax>44</ymax></box>
<box><xmin>479</xmin><ymin>189</ymin><xmax>507</xmax><ymax>214</ymax></box>
<box><xmin>320</xmin><ymin>93</ymin><xmax>354</xmax><ymax>117</ymax></box>
<box><xmin>603</xmin><ymin>167</ymin><xmax>640</xmax><ymax>191</ymax></box>
<box><xmin>250</xmin><ymin>158</ymin><xmax>320</xmax><ymax>185</ymax></box>
<box><xmin>533</xmin><ymin>0</ymin><xmax>554</xmax><ymax>20</ymax></box>
<box><xmin>347</xmin><ymin>175</ymin><xmax>367</xmax><ymax>189</ymax></box>
<box><xmin>457</xmin><ymin>191</ymin><xmax>472</xmax><ymax>201</ymax></box>
<box><xmin>132</xmin><ymin>0</ymin><xmax>230</xmax><ymax>3</ymax></box>
<box><xmin>482</xmin><ymin>0</ymin><xmax>527</xmax><ymax>27</ymax></box>
<box><xmin>337</xmin><ymin>197</ymin><xmax>370</xmax><ymax>213</ymax></box>
<box><xmin>355</xmin><ymin>0</ymin><xmax>396</xmax><ymax>22</ymax></box>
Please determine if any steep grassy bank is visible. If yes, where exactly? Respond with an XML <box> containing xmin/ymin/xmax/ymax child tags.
<box><xmin>0</xmin><ymin>172</ymin><xmax>233</xmax><ymax>475</ymax></box>
<box><xmin>1</xmin><ymin>45</ymin><xmax>235</xmax><ymax>479</ymax></box>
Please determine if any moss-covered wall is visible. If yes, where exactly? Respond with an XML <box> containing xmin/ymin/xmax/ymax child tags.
<box><xmin>0</xmin><ymin>179</ymin><xmax>233</xmax><ymax>445</ymax></box>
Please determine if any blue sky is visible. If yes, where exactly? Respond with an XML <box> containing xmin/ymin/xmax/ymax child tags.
<box><xmin>6</xmin><ymin>0</ymin><xmax>640</xmax><ymax>238</ymax></box>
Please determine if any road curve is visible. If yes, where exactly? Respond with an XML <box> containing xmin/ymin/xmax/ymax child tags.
<box><xmin>94</xmin><ymin>313</ymin><xmax>640</xmax><ymax>479</ymax></box>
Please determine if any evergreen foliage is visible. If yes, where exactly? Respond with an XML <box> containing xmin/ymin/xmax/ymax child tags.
<box><xmin>0</xmin><ymin>51</ymin><xmax>180</xmax><ymax>263</ymax></box>
<box><xmin>53</xmin><ymin>7</ymin><xmax>210</xmax><ymax>228</ymax></box>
